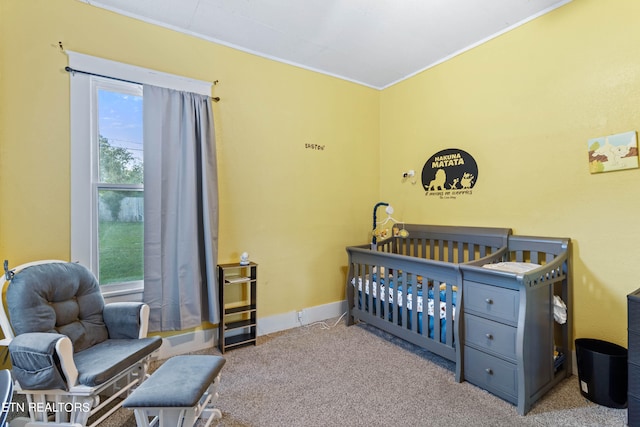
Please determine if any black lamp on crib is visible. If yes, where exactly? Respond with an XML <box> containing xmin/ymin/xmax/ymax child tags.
<box><xmin>372</xmin><ymin>202</ymin><xmax>390</xmax><ymax>247</ymax></box>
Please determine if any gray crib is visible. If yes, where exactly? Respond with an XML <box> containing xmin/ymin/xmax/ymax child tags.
<box><xmin>345</xmin><ymin>224</ymin><xmax>572</xmax><ymax>415</ymax></box>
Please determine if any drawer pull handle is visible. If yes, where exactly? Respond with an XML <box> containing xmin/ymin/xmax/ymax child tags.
<box><xmin>486</xmin><ymin>333</ymin><xmax>493</xmax><ymax>340</ymax></box>
<box><xmin>485</xmin><ymin>298</ymin><xmax>493</xmax><ymax>304</ymax></box>
<box><xmin>485</xmin><ymin>368</ymin><xmax>493</xmax><ymax>375</ymax></box>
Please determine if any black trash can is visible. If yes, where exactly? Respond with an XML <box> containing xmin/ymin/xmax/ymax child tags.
<box><xmin>575</xmin><ymin>338</ymin><xmax>628</xmax><ymax>408</ymax></box>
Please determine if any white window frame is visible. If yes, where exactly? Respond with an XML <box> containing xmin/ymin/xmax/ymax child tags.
<box><xmin>93</xmin><ymin>78</ymin><xmax>144</xmax><ymax>296</ymax></box>
<box><xmin>68</xmin><ymin>52</ymin><xmax>211</xmax><ymax>298</ymax></box>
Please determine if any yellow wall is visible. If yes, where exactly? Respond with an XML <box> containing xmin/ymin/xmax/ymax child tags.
<box><xmin>1</xmin><ymin>0</ymin><xmax>638</xmax><ymax>347</ymax></box>
<box><xmin>381</xmin><ymin>0</ymin><xmax>640</xmax><ymax>346</ymax></box>
<box><xmin>0</xmin><ymin>0</ymin><xmax>379</xmax><ymax>319</ymax></box>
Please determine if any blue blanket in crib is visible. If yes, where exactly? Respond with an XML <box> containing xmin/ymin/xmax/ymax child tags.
<box><xmin>357</xmin><ymin>274</ymin><xmax>456</xmax><ymax>343</ymax></box>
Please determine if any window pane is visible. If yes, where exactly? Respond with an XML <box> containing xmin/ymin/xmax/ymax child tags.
<box><xmin>98</xmin><ymin>189</ymin><xmax>144</xmax><ymax>285</ymax></box>
<box><xmin>97</xmin><ymin>89</ymin><xmax>143</xmax><ymax>184</ymax></box>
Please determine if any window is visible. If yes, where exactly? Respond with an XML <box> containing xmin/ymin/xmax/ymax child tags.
<box><xmin>96</xmin><ymin>83</ymin><xmax>144</xmax><ymax>286</ymax></box>
<box><xmin>71</xmin><ymin>77</ymin><xmax>144</xmax><ymax>295</ymax></box>
<box><xmin>69</xmin><ymin>52</ymin><xmax>212</xmax><ymax>297</ymax></box>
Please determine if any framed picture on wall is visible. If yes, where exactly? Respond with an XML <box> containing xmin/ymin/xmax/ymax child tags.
<box><xmin>588</xmin><ymin>130</ymin><xmax>638</xmax><ymax>174</ymax></box>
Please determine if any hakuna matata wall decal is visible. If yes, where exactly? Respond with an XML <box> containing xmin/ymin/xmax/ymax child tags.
<box><xmin>422</xmin><ymin>148</ymin><xmax>478</xmax><ymax>199</ymax></box>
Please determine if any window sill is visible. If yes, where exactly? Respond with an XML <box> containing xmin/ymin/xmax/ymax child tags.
<box><xmin>101</xmin><ymin>284</ymin><xmax>144</xmax><ymax>303</ymax></box>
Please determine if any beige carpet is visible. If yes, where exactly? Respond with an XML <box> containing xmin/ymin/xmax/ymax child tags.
<box><xmin>9</xmin><ymin>318</ymin><xmax>628</xmax><ymax>426</ymax></box>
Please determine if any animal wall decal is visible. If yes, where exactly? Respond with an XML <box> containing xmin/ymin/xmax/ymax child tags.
<box><xmin>421</xmin><ymin>148</ymin><xmax>478</xmax><ymax>199</ymax></box>
<box><xmin>588</xmin><ymin>130</ymin><xmax>638</xmax><ymax>174</ymax></box>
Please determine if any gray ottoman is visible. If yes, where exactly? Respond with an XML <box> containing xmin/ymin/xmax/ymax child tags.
<box><xmin>123</xmin><ymin>355</ymin><xmax>226</xmax><ymax>427</ymax></box>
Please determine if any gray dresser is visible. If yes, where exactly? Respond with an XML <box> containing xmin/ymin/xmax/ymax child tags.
<box><xmin>463</xmin><ymin>280</ymin><xmax>521</xmax><ymax>402</ymax></box>
<box><xmin>460</xmin><ymin>247</ymin><xmax>572</xmax><ymax>415</ymax></box>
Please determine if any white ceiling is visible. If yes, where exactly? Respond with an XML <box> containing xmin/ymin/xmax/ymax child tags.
<box><xmin>79</xmin><ymin>0</ymin><xmax>571</xmax><ymax>89</ymax></box>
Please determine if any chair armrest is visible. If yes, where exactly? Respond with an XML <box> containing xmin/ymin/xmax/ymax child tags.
<box><xmin>9</xmin><ymin>332</ymin><xmax>78</xmax><ymax>390</ymax></box>
<box><xmin>103</xmin><ymin>302</ymin><xmax>150</xmax><ymax>339</ymax></box>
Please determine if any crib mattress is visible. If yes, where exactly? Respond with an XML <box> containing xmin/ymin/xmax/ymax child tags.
<box><xmin>352</xmin><ymin>277</ymin><xmax>456</xmax><ymax>320</ymax></box>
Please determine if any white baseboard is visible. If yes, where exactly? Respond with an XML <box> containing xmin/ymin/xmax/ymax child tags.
<box><xmin>257</xmin><ymin>300</ymin><xmax>348</xmax><ymax>336</ymax></box>
<box><xmin>156</xmin><ymin>327</ymin><xmax>216</xmax><ymax>360</ymax></box>
<box><xmin>155</xmin><ymin>300</ymin><xmax>347</xmax><ymax>359</ymax></box>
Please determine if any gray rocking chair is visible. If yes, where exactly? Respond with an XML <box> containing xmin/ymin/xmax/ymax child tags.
<box><xmin>0</xmin><ymin>260</ymin><xmax>162</xmax><ymax>427</ymax></box>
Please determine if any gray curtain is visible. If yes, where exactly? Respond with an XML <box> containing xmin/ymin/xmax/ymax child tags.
<box><xmin>143</xmin><ymin>84</ymin><xmax>219</xmax><ymax>332</ymax></box>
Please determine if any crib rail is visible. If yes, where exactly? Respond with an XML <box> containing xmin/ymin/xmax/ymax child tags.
<box><xmin>345</xmin><ymin>225</ymin><xmax>511</xmax><ymax>367</ymax></box>
<box><xmin>346</xmin><ymin>246</ymin><xmax>459</xmax><ymax>362</ymax></box>
<box><xmin>461</xmin><ymin>235</ymin><xmax>571</xmax><ymax>292</ymax></box>
<box><xmin>510</xmin><ymin>236</ymin><xmax>570</xmax><ymax>291</ymax></box>
<box><xmin>377</xmin><ymin>224</ymin><xmax>511</xmax><ymax>263</ymax></box>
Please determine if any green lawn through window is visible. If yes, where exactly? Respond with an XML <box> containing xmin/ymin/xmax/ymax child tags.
<box><xmin>99</xmin><ymin>220</ymin><xmax>144</xmax><ymax>285</ymax></box>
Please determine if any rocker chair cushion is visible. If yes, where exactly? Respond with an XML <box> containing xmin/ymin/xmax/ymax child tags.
<box><xmin>74</xmin><ymin>338</ymin><xmax>162</xmax><ymax>387</ymax></box>
<box><xmin>7</xmin><ymin>262</ymin><xmax>108</xmax><ymax>352</ymax></box>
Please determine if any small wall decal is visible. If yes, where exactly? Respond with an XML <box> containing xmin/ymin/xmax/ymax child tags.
<box><xmin>422</xmin><ymin>148</ymin><xmax>478</xmax><ymax>199</ymax></box>
<box><xmin>305</xmin><ymin>143</ymin><xmax>325</xmax><ymax>151</ymax></box>
<box><xmin>588</xmin><ymin>131</ymin><xmax>638</xmax><ymax>174</ymax></box>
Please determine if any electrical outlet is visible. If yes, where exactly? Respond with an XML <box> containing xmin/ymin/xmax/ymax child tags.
<box><xmin>297</xmin><ymin>310</ymin><xmax>303</xmax><ymax>323</ymax></box>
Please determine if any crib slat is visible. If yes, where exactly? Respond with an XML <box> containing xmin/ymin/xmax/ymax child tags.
<box><xmin>365</xmin><ymin>264</ymin><xmax>372</xmax><ymax>315</ymax></box>
<box><xmin>433</xmin><ymin>280</ymin><xmax>441</xmax><ymax>342</ymax></box>
<box><xmin>354</xmin><ymin>264</ymin><xmax>362</xmax><ymax>314</ymax></box>
<box><xmin>530</xmin><ymin>251</ymin><xmax>539</xmax><ymax>264</ymax></box>
<box><xmin>399</xmin><ymin>270</ymin><xmax>406</xmax><ymax>330</ymax></box>
<box><xmin>410</xmin><ymin>275</ymin><xmax>419</xmax><ymax>338</ymax></box>
<box><xmin>419</xmin><ymin>276</ymin><xmax>428</xmax><ymax>339</ymax></box>
<box><xmin>445</xmin><ymin>282</ymin><xmax>454</xmax><ymax>345</ymax></box>
<box><xmin>391</xmin><ymin>269</ymin><xmax>398</xmax><ymax>326</ymax></box>
<box><xmin>374</xmin><ymin>264</ymin><xmax>378</xmax><ymax>316</ymax></box>
<box><xmin>479</xmin><ymin>244</ymin><xmax>487</xmax><ymax>258</ymax></box>
<box><xmin>359</xmin><ymin>264</ymin><xmax>366</xmax><ymax>314</ymax></box>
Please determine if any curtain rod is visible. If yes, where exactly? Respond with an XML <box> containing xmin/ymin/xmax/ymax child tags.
<box><xmin>64</xmin><ymin>66</ymin><xmax>220</xmax><ymax>102</ymax></box>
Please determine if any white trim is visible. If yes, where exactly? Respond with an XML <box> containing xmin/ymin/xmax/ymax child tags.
<box><xmin>154</xmin><ymin>300</ymin><xmax>347</xmax><ymax>358</ymax></box>
<box><xmin>102</xmin><ymin>286</ymin><xmax>144</xmax><ymax>301</ymax></box>
<box><xmin>156</xmin><ymin>328</ymin><xmax>216</xmax><ymax>360</ymax></box>
<box><xmin>66</xmin><ymin>51</ymin><xmax>212</xmax><ymax>95</ymax></box>
<box><xmin>257</xmin><ymin>300</ymin><xmax>347</xmax><ymax>336</ymax></box>
<box><xmin>70</xmin><ymin>71</ymin><xmax>93</xmax><ymax>271</ymax></box>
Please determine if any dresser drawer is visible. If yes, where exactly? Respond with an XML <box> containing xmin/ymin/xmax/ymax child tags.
<box><xmin>631</xmin><ymin>332</ymin><xmax>640</xmax><ymax>365</ymax></box>
<box><xmin>464</xmin><ymin>346</ymin><xmax>517</xmax><ymax>403</ymax></box>
<box><xmin>464</xmin><ymin>281</ymin><xmax>519</xmax><ymax>324</ymax></box>
<box><xmin>630</xmin><ymin>299</ymin><xmax>640</xmax><ymax>333</ymax></box>
<box><xmin>629</xmin><ymin>289</ymin><xmax>640</xmax><ymax>333</ymax></box>
<box><xmin>464</xmin><ymin>313</ymin><xmax>517</xmax><ymax>361</ymax></box>
<box><xmin>630</xmin><ymin>361</ymin><xmax>640</xmax><ymax>397</ymax></box>
<box><xmin>629</xmin><ymin>392</ymin><xmax>640</xmax><ymax>427</ymax></box>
